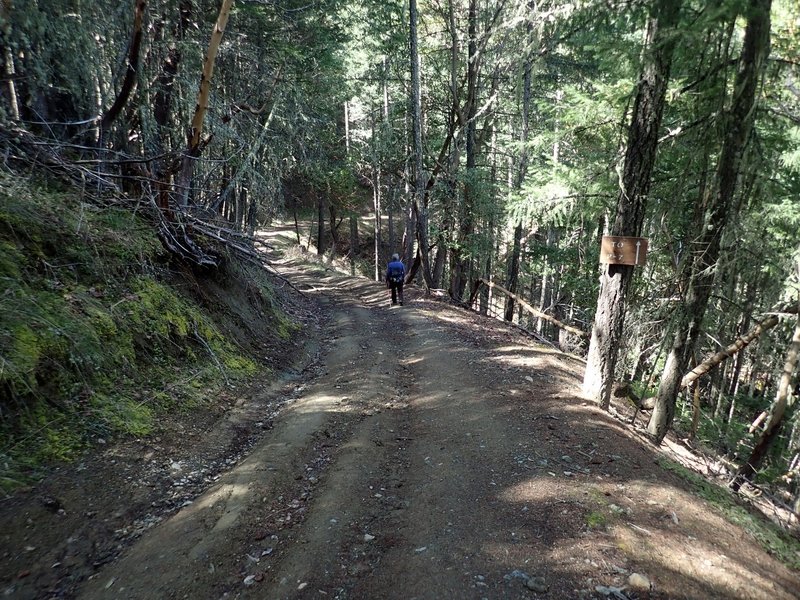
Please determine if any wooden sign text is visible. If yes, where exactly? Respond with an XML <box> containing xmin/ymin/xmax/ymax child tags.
<box><xmin>600</xmin><ymin>236</ymin><xmax>648</xmax><ymax>266</ymax></box>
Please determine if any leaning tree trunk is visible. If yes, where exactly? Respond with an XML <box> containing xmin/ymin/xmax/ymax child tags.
<box><xmin>99</xmin><ymin>0</ymin><xmax>146</xmax><ymax>137</ymax></box>
<box><xmin>175</xmin><ymin>0</ymin><xmax>234</xmax><ymax>208</ymax></box>
<box><xmin>680</xmin><ymin>303</ymin><xmax>797</xmax><ymax>389</ymax></box>
<box><xmin>582</xmin><ymin>0</ymin><xmax>682</xmax><ymax>409</ymax></box>
<box><xmin>648</xmin><ymin>0</ymin><xmax>772</xmax><ymax>444</ymax></box>
<box><xmin>731</xmin><ymin>310</ymin><xmax>800</xmax><ymax>492</ymax></box>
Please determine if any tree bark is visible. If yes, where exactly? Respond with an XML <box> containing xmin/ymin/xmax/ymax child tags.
<box><xmin>448</xmin><ymin>0</ymin><xmax>478</xmax><ymax>302</ymax></box>
<box><xmin>648</xmin><ymin>0</ymin><xmax>772</xmax><ymax>443</ymax></box>
<box><xmin>317</xmin><ymin>195</ymin><xmax>326</xmax><ymax>255</ymax></box>
<box><xmin>408</xmin><ymin>0</ymin><xmax>434</xmax><ymax>289</ymax></box>
<box><xmin>504</xmin><ymin>53</ymin><xmax>532</xmax><ymax>321</ymax></box>
<box><xmin>349</xmin><ymin>214</ymin><xmax>359</xmax><ymax>276</ymax></box>
<box><xmin>373</xmin><ymin>155</ymin><xmax>382</xmax><ymax>281</ymax></box>
<box><xmin>100</xmin><ymin>0</ymin><xmax>147</xmax><ymax>133</ymax></box>
<box><xmin>583</xmin><ymin>0</ymin><xmax>683</xmax><ymax>409</ymax></box>
<box><xmin>1</xmin><ymin>0</ymin><xmax>19</xmax><ymax>120</ymax></box>
<box><xmin>176</xmin><ymin>0</ymin><xmax>234</xmax><ymax>208</ymax></box>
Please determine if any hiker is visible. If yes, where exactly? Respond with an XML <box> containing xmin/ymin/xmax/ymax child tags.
<box><xmin>385</xmin><ymin>253</ymin><xmax>405</xmax><ymax>306</ymax></box>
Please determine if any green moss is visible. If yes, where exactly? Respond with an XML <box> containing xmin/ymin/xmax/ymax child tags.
<box><xmin>586</xmin><ymin>511</ymin><xmax>607</xmax><ymax>529</ymax></box>
<box><xmin>0</xmin><ymin>174</ymin><xmax>296</xmax><ymax>490</ymax></box>
<box><xmin>0</xmin><ymin>241</ymin><xmax>23</xmax><ymax>278</ymax></box>
<box><xmin>8</xmin><ymin>324</ymin><xmax>42</xmax><ymax>387</ymax></box>
<box><xmin>126</xmin><ymin>277</ymin><xmax>194</xmax><ymax>339</ymax></box>
<box><xmin>659</xmin><ymin>458</ymin><xmax>800</xmax><ymax>570</ymax></box>
<box><xmin>90</xmin><ymin>393</ymin><xmax>153</xmax><ymax>437</ymax></box>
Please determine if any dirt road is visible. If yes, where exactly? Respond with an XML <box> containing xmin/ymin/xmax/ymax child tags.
<box><xmin>3</xmin><ymin>239</ymin><xmax>799</xmax><ymax>599</ymax></box>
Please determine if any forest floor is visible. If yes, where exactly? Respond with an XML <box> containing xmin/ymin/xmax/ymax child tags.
<box><xmin>1</xmin><ymin>225</ymin><xmax>799</xmax><ymax>600</ymax></box>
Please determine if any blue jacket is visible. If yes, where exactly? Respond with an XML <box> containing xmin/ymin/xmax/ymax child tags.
<box><xmin>386</xmin><ymin>260</ymin><xmax>405</xmax><ymax>283</ymax></box>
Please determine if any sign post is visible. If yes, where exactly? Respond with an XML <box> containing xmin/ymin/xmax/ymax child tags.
<box><xmin>600</xmin><ymin>236</ymin><xmax>648</xmax><ymax>266</ymax></box>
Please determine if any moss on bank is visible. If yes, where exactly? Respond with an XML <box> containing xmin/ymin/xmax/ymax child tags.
<box><xmin>0</xmin><ymin>173</ymin><xmax>295</xmax><ymax>490</ymax></box>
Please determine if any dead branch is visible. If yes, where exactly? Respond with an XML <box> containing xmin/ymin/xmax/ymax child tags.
<box><xmin>680</xmin><ymin>302</ymin><xmax>800</xmax><ymax>389</ymax></box>
<box><xmin>472</xmin><ymin>279</ymin><xmax>589</xmax><ymax>339</ymax></box>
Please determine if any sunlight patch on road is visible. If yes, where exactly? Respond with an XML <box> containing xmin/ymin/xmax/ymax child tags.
<box><xmin>487</xmin><ymin>352</ymin><xmax>543</xmax><ymax>369</ymax></box>
<box><xmin>186</xmin><ymin>480</ymin><xmax>250</xmax><ymax>523</ymax></box>
<box><xmin>610</xmin><ymin>520</ymin><xmax>780</xmax><ymax>599</ymax></box>
<box><xmin>409</xmin><ymin>390</ymin><xmax>455</xmax><ymax>407</ymax></box>
<box><xmin>400</xmin><ymin>355</ymin><xmax>425</xmax><ymax>366</ymax></box>
<box><xmin>288</xmin><ymin>392</ymin><xmax>352</xmax><ymax>414</ymax></box>
<box><xmin>498</xmin><ymin>476</ymin><xmax>576</xmax><ymax>504</ymax></box>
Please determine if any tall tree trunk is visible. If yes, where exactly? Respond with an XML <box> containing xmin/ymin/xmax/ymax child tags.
<box><xmin>100</xmin><ymin>0</ymin><xmax>147</xmax><ymax>135</ymax></box>
<box><xmin>373</xmin><ymin>168</ymin><xmax>381</xmax><ymax>281</ymax></box>
<box><xmin>481</xmin><ymin>126</ymin><xmax>500</xmax><ymax>316</ymax></box>
<box><xmin>1</xmin><ymin>0</ymin><xmax>19</xmax><ymax>120</ymax></box>
<box><xmin>388</xmin><ymin>193</ymin><xmax>395</xmax><ymax>261</ymax></box>
<box><xmin>329</xmin><ymin>198</ymin><xmax>340</xmax><ymax>257</ymax></box>
<box><xmin>505</xmin><ymin>48</ymin><xmax>532</xmax><ymax>321</ymax></box>
<box><xmin>317</xmin><ymin>195</ymin><xmax>326</xmax><ymax>256</ymax></box>
<box><xmin>505</xmin><ymin>223</ymin><xmax>523</xmax><ymax>321</ymax></box>
<box><xmin>583</xmin><ymin>0</ymin><xmax>683</xmax><ymax>409</ymax></box>
<box><xmin>449</xmin><ymin>0</ymin><xmax>478</xmax><ymax>301</ymax></box>
<box><xmin>246</xmin><ymin>187</ymin><xmax>257</xmax><ymax>235</ymax></box>
<box><xmin>344</xmin><ymin>99</ymin><xmax>358</xmax><ymax>275</ymax></box>
<box><xmin>151</xmin><ymin>1</ymin><xmax>191</xmax><ymax>216</ymax></box>
<box><xmin>648</xmin><ymin>0</ymin><xmax>772</xmax><ymax>443</ymax></box>
<box><xmin>349</xmin><ymin>214</ymin><xmax>359</xmax><ymax>276</ymax></box>
<box><xmin>408</xmin><ymin>0</ymin><xmax>434</xmax><ymax>288</ymax></box>
<box><xmin>175</xmin><ymin>0</ymin><xmax>234</xmax><ymax>208</ymax></box>
<box><xmin>403</xmin><ymin>190</ymin><xmax>416</xmax><ymax>268</ymax></box>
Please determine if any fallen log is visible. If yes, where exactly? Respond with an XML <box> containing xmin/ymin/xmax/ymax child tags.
<box><xmin>471</xmin><ymin>279</ymin><xmax>589</xmax><ymax>339</ymax></box>
<box><xmin>680</xmin><ymin>302</ymin><xmax>799</xmax><ymax>389</ymax></box>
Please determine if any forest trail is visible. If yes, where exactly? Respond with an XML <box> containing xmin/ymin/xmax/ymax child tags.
<box><xmin>3</xmin><ymin>228</ymin><xmax>799</xmax><ymax>600</ymax></box>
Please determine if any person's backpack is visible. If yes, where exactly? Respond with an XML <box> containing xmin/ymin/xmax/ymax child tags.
<box><xmin>388</xmin><ymin>263</ymin><xmax>404</xmax><ymax>283</ymax></box>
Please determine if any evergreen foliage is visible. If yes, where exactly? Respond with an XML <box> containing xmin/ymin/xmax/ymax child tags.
<box><xmin>0</xmin><ymin>0</ymin><xmax>798</xmax><ymax>516</ymax></box>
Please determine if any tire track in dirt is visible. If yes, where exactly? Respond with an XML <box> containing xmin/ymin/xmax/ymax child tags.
<box><xmin>75</xmin><ymin>262</ymin><xmax>416</xmax><ymax>599</ymax></box>
<box><xmin>251</xmin><ymin>283</ymin><xmax>555</xmax><ymax>599</ymax></box>
<box><xmin>72</xmin><ymin>245</ymin><xmax>800</xmax><ymax>600</ymax></box>
<box><xmin>258</xmin><ymin>301</ymin><xmax>415</xmax><ymax>597</ymax></box>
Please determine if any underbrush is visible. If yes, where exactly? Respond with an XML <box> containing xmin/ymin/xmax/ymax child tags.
<box><xmin>659</xmin><ymin>458</ymin><xmax>800</xmax><ymax>570</ymax></box>
<box><xmin>0</xmin><ymin>173</ymin><xmax>295</xmax><ymax>491</ymax></box>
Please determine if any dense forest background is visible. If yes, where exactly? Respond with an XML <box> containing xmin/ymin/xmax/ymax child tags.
<box><xmin>1</xmin><ymin>0</ymin><xmax>799</xmax><ymax>514</ymax></box>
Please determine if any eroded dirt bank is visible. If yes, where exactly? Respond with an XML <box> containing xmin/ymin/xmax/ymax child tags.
<box><xmin>2</xmin><ymin>240</ymin><xmax>799</xmax><ymax>600</ymax></box>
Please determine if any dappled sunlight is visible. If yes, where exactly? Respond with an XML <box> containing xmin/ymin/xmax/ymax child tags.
<box><xmin>183</xmin><ymin>480</ymin><xmax>251</xmax><ymax>517</ymax></box>
<box><xmin>492</xmin><ymin>344</ymin><xmax>563</xmax><ymax>357</ymax></box>
<box><xmin>498</xmin><ymin>475</ymin><xmax>584</xmax><ymax>504</ymax></box>
<box><xmin>492</xmin><ymin>469</ymin><xmax>799</xmax><ymax>599</ymax></box>
<box><xmin>401</xmin><ymin>355</ymin><xmax>425</xmax><ymax>366</ymax></box>
<box><xmin>610</xmin><ymin>523</ymin><xmax>776</xmax><ymax>599</ymax></box>
<box><xmin>288</xmin><ymin>393</ymin><xmax>339</xmax><ymax>413</ymax></box>
<box><xmin>434</xmin><ymin>312</ymin><xmax>469</xmax><ymax>325</ymax></box>
<box><xmin>410</xmin><ymin>389</ymin><xmax>460</xmax><ymax>408</ymax></box>
<box><xmin>487</xmin><ymin>352</ymin><xmax>545</xmax><ymax>369</ymax></box>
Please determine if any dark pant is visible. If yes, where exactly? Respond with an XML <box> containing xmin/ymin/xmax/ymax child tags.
<box><xmin>389</xmin><ymin>281</ymin><xmax>404</xmax><ymax>305</ymax></box>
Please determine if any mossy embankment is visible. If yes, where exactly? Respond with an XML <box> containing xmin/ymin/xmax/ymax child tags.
<box><xmin>0</xmin><ymin>173</ymin><xmax>300</xmax><ymax>490</ymax></box>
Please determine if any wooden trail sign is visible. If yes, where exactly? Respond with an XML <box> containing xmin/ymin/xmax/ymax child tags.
<box><xmin>600</xmin><ymin>235</ymin><xmax>648</xmax><ymax>266</ymax></box>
